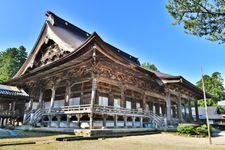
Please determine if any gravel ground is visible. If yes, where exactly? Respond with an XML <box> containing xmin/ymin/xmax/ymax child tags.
<box><xmin>1</xmin><ymin>132</ymin><xmax>225</xmax><ymax>150</ymax></box>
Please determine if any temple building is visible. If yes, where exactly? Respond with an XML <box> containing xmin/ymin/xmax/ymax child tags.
<box><xmin>6</xmin><ymin>11</ymin><xmax>204</xmax><ymax>132</ymax></box>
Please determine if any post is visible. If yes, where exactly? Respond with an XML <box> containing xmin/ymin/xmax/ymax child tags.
<box><xmin>48</xmin><ymin>115</ymin><xmax>52</xmax><ymax>127</ymax></box>
<box><xmin>121</xmin><ymin>86</ymin><xmax>125</xmax><ymax>108</ymax></box>
<box><xmin>57</xmin><ymin>116</ymin><xmax>61</xmax><ymax>128</ymax></box>
<box><xmin>183</xmin><ymin>103</ymin><xmax>187</xmax><ymax>120</ymax></box>
<box><xmin>76</xmin><ymin>114</ymin><xmax>81</xmax><ymax>128</ymax></box>
<box><xmin>28</xmin><ymin>97</ymin><xmax>34</xmax><ymax>111</ymax></box>
<box><xmin>114</xmin><ymin>115</ymin><xmax>118</xmax><ymax>128</ymax></box>
<box><xmin>103</xmin><ymin>115</ymin><xmax>107</xmax><ymax>128</ymax></box>
<box><xmin>124</xmin><ymin>116</ymin><xmax>127</xmax><ymax>128</ymax></box>
<box><xmin>166</xmin><ymin>91</ymin><xmax>171</xmax><ymax>124</ymax></box>
<box><xmin>49</xmin><ymin>86</ymin><xmax>56</xmax><ymax>113</ymax></box>
<box><xmin>201</xmin><ymin>68</ymin><xmax>212</xmax><ymax>145</ymax></box>
<box><xmin>12</xmin><ymin>101</ymin><xmax>16</xmax><ymax>111</ymax></box>
<box><xmin>188</xmin><ymin>99</ymin><xmax>193</xmax><ymax>121</ymax></box>
<box><xmin>143</xmin><ymin>94</ymin><xmax>146</xmax><ymax>112</ymax></box>
<box><xmin>90</xmin><ymin>78</ymin><xmax>96</xmax><ymax>129</ymax></box>
<box><xmin>140</xmin><ymin>117</ymin><xmax>143</xmax><ymax>128</ymax></box>
<box><xmin>65</xmin><ymin>86</ymin><xmax>71</xmax><ymax>106</ymax></box>
<box><xmin>38</xmin><ymin>90</ymin><xmax>43</xmax><ymax>108</ymax></box>
<box><xmin>132</xmin><ymin>116</ymin><xmax>136</xmax><ymax>128</ymax></box>
<box><xmin>194</xmin><ymin>100</ymin><xmax>199</xmax><ymax>122</ymax></box>
<box><xmin>177</xmin><ymin>94</ymin><xmax>182</xmax><ymax>122</ymax></box>
<box><xmin>67</xmin><ymin>115</ymin><xmax>71</xmax><ymax>128</ymax></box>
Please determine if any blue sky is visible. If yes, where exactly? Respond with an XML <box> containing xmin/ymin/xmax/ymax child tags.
<box><xmin>0</xmin><ymin>0</ymin><xmax>224</xmax><ymax>84</ymax></box>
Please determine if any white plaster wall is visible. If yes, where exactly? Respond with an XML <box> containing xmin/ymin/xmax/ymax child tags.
<box><xmin>135</xmin><ymin>122</ymin><xmax>141</xmax><ymax>127</ymax></box>
<box><xmin>54</xmin><ymin>100</ymin><xmax>64</xmax><ymax>108</ymax></box>
<box><xmin>127</xmin><ymin>121</ymin><xmax>132</xmax><ymax>127</ymax></box>
<box><xmin>117</xmin><ymin>121</ymin><xmax>124</xmax><ymax>127</ymax></box>
<box><xmin>106</xmin><ymin>121</ymin><xmax>114</xmax><ymax>127</ymax></box>
<box><xmin>94</xmin><ymin>121</ymin><xmax>103</xmax><ymax>127</ymax></box>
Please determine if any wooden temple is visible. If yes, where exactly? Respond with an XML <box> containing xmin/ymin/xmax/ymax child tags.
<box><xmin>6</xmin><ymin>11</ymin><xmax>204</xmax><ymax>130</ymax></box>
<box><xmin>0</xmin><ymin>84</ymin><xmax>28</xmax><ymax>127</ymax></box>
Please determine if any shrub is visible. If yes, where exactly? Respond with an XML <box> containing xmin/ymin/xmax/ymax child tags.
<box><xmin>177</xmin><ymin>124</ymin><xmax>195</xmax><ymax>135</ymax></box>
<box><xmin>177</xmin><ymin>124</ymin><xmax>210</xmax><ymax>136</ymax></box>
<box><xmin>195</xmin><ymin>124</ymin><xmax>208</xmax><ymax>136</ymax></box>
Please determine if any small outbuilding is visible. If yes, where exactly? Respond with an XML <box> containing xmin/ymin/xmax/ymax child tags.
<box><xmin>0</xmin><ymin>84</ymin><xmax>29</xmax><ymax>127</ymax></box>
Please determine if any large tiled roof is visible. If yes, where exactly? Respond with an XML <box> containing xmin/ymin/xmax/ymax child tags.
<box><xmin>46</xmin><ymin>11</ymin><xmax>140</xmax><ymax>65</ymax></box>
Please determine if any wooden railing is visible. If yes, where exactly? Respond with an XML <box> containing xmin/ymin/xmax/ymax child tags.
<box><xmin>61</xmin><ymin>104</ymin><xmax>91</xmax><ymax>113</ymax></box>
<box><xmin>94</xmin><ymin>105</ymin><xmax>145</xmax><ymax>116</ymax></box>
<box><xmin>41</xmin><ymin>104</ymin><xmax>92</xmax><ymax>115</ymax></box>
<box><xmin>0</xmin><ymin>110</ymin><xmax>16</xmax><ymax>116</ymax></box>
<box><xmin>26</xmin><ymin>104</ymin><xmax>167</xmax><ymax>128</ymax></box>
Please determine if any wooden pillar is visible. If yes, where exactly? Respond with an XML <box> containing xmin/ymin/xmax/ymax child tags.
<box><xmin>57</xmin><ymin>116</ymin><xmax>61</xmax><ymax>128</ymax></box>
<box><xmin>103</xmin><ymin>115</ymin><xmax>107</xmax><ymax>128</ymax></box>
<box><xmin>166</xmin><ymin>91</ymin><xmax>171</xmax><ymax>124</ymax></box>
<box><xmin>65</xmin><ymin>86</ymin><xmax>71</xmax><ymax>106</ymax></box>
<box><xmin>159</xmin><ymin>105</ymin><xmax>162</xmax><ymax>116</ymax></box>
<box><xmin>90</xmin><ymin>78</ymin><xmax>96</xmax><ymax>129</ymax></box>
<box><xmin>132</xmin><ymin>116</ymin><xmax>136</xmax><ymax>128</ymax></box>
<box><xmin>41</xmin><ymin>116</ymin><xmax>45</xmax><ymax>127</ymax></box>
<box><xmin>194</xmin><ymin>100</ymin><xmax>199</xmax><ymax>122</ymax></box>
<box><xmin>28</xmin><ymin>97</ymin><xmax>34</xmax><ymax>110</ymax></box>
<box><xmin>49</xmin><ymin>86</ymin><xmax>56</xmax><ymax>113</ymax></box>
<box><xmin>12</xmin><ymin>101</ymin><xmax>16</xmax><ymax>111</ymax></box>
<box><xmin>109</xmin><ymin>93</ymin><xmax>114</xmax><ymax>107</ymax></box>
<box><xmin>183</xmin><ymin>103</ymin><xmax>187</xmax><ymax>119</ymax></box>
<box><xmin>121</xmin><ymin>86</ymin><xmax>125</xmax><ymax>108</ymax></box>
<box><xmin>38</xmin><ymin>89</ymin><xmax>44</xmax><ymax>108</ymax></box>
<box><xmin>114</xmin><ymin>115</ymin><xmax>118</xmax><ymax>128</ymax></box>
<box><xmin>153</xmin><ymin>103</ymin><xmax>156</xmax><ymax>114</ymax></box>
<box><xmin>76</xmin><ymin>114</ymin><xmax>81</xmax><ymax>128</ymax></box>
<box><xmin>143</xmin><ymin>94</ymin><xmax>146</xmax><ymax>112</ymax></box>
<box><xmin>67</xmin><ymin>115</ymin><xmax>71</xmax><ymax>128</ymax></box>
<box><xmin>177</xmin><ymin>95</ymin><xmax>183</xmax><ymax>122</ymax></box>
<box><xmin>48</xmin><ymin>115</ymin><xmax>52</xmax><ymax>127</ymax></box>
<box><xmin>124</xmin><ymin>116</ymin><xmax>127</xmax><ymax>128</ymax></box>
<box><xmin>188</xmin><ymin>99</ymin><xmax>193</xmax><ymax>121</ymax></box>
<box><xmin>140</xmin><ymin>117</ymin><xmax>143</xmax><ymax>128</ymax></box>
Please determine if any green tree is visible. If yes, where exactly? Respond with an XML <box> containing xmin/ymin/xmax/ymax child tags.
<box><xmin>166</xmin><ymin>0</ymin><xmax>225</xmax><ymax>43</ymax></box>
<box><xmin>141</xmin><ymin>62</ymin><xmax>159</xmax><ymax>71</ymax></box>
<box><xmin>0</xmin><ymin>46</ymin><xmax>27</xmax><ymax>83</ymax></box>
<box><xmin>196</xmin><ymin>72</ymin><xmax>225</xmax><ymax>106</ymax></box>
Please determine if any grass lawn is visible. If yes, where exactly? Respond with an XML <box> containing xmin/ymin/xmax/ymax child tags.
<box><xmin>0</xmin><ymin>132</ymin><xmax>225</xmax><ymax>150</ymax></box>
